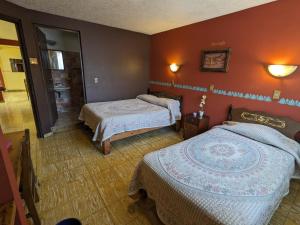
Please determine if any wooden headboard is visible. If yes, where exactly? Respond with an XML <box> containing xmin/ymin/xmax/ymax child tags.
<box><xmin>227</xmin><ymin>105</ymin><xmax>300</xmax><ymax>142</ymax></box>
<box><xmin>148</xmin><ymin>89</ymin><xmax>183</xmax><ymax>113</ymax></box>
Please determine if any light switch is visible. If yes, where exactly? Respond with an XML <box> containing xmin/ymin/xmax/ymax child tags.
<box><xmin>94</xmin><ymin>77</ymin><xmax>99</xmax><ymax>84</ymax></box>
<box><xmin>209</xmin><ymin>84</ymin><xmax>214</xmax><ymax>91</ymax></box>
<box><xmin>273</xmin><ymin>90</ymin><xmax>281</xmax><ymax>100</ymax></box>
<box><xmin>29</xmin><ymin>58</ymin><xmax>38</xmax><ymax>65</ymax></box>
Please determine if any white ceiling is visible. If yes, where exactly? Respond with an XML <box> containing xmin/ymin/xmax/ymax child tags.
<box><xmin>8</xmin><ymin>0</ymin><xmax>276</xmax><ymax>34</ymax></box>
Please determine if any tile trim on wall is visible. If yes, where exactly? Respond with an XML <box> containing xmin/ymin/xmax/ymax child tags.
<box><xmin>149</xmin><ymin>80</ymin><xmax>208</xmax><ymax>92</ymax></box>
<box><xmin>212</xmin><ymin>88</ymin><xmax>272</xmax><ymax>102</ymax></box>
<box><xmin>150</xmin><ymin>80</ymin><xmax>300</xmax><ymax>108</ymax></box>
<box><xmin>278</xmin><ymin>98</ymin><xmax>300</xmax><ymax>107</ymax></box>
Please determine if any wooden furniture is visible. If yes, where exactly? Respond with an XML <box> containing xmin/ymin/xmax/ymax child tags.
<box><xmin>0</xmin><ymin>130</ymin><xmax>28</xmax><ymax>225</ymax></box>
<box><xmin>101</xmin><ymin>91</ymin><xmax>183</xmax><ymax>155</ymax></box>
<box><xmin>102</xmin><ymin>122</ymin><xmax>180</xmax><ymax>155</ymax></box>
<box><xmin>21</xmin><ymin>130</ymin><xmax>40</xmax><ymax>225</ymax></box>
<box><xmin>227</xmin><ymin>105</ymin><xmax>300</xmax><ymax>141</ymax></box>
<box><xmin>183</xmin><ymin>114</ymin><xmax>209</xmax><ymax>140</ymax></box>
<box><xmin>0</xmin><ymin>129</ymin><xmax>40</xmax><ymax>225</ymax></box>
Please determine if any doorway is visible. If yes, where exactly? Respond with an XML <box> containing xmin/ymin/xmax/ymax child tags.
<box><xmin>35</xmin><ymin>26</ymin><xmax>85</xmax><ymax>132</ymax></box>
<box><xmin>0</xmin><ymin>19</ymin><xmax>37</xmax><ymax>135</ymax></box>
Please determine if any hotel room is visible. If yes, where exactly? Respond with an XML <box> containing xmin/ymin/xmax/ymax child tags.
<box><xmin>0</xmin><ymin>0</ymin><xmax>299</xmax><ymax>225</ymax></box>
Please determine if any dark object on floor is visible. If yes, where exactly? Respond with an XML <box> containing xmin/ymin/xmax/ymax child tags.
<box><xmin>56</xmin><ymin>218</ymin><xmax>82</xmax><ymax>225</ymax></box>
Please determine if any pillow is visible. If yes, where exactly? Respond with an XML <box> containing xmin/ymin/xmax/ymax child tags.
<box><xmin>136</xmin><ymin>94</ymin><xmax>158</xmax><ymax>103</ymax></box>
<box><xmin>137</xmin><ymin>94</ymin><xmax>181</xmax><ymax>120</ymax></box>
<box><xmin>223</xmin><ymin>121</ymin><xmax>239</xmax><ymax>126</ymax></box>
<box><xmin>228</xmin><ymin>106</ymin><xmax>300</xmax><ymax>141</ymax></box>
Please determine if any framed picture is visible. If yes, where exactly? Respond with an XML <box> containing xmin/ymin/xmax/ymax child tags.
<box><xmin>200</xmin><ymin>48</ymin><xmax>231</xmax><ymax>72</ymax></box>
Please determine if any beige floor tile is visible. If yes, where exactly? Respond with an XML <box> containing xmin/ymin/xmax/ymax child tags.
<box><xmin>284</xmin><ymin>218</ymin><xmax>299</xmax><ymax>225</ymax></box>
<box><xmin>40</xmin><ymin>202</ymin><xmax>76</xmax><ymax>225</ymax></box>
<box><xmin>97</xmin><ymin>179</ymin><xmax>128</xmax><ymax>206</ymax></box>
<box><xmin>72</xmin><ymin>192</ymin><xmax>106</xmax><ymax>219</ymax></box>
<box><xmin>107</xmin><ymin>197</ymin><xmax>138</xmax><ymax>225</ymax></box>
<box><xmin>82</xmin><ymin>208</ymin><xmax>115</xmax><ymax>225</ymax></box>
<box><xmin>115</xmin><ymin>162</ymin><xmax>136</xmax><ymax>184</ymax></box>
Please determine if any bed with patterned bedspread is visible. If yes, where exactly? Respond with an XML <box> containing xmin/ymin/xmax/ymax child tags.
<box><xmin>79</xmin><ymin>94</ymin><xmax>181</xmax><ymax>143</ymax></box>
<box><xmin>129</xmin><ymin>123</ymin><xmax>300</xmax><ymax>225</ymax></box>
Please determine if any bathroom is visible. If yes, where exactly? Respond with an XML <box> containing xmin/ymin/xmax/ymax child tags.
<box><xmin>37</xmin><ymin>26</ymin><xmax>85</xmax><ymax>132</ymax></box>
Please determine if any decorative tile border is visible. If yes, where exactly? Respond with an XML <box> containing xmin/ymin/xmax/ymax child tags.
<box><xmin>149</xmin><ymin>80</ymin><xmax>208</xmax><ymax>92</ymax></box>
<box><xmin>212</xmin><ymin>88</ymin><xmax>272</xmax><ymax>102</ymax></box>
<box><xmin>149</xmin><ymin>80</ymin><xmax>172</xmax><ymax>87</ymax></box>
<box><xmin>149</xmin><ymin>80</ymin><xmax>299</xmax><ymax>108</ymax></box>
<box><xmin>278</xmin><ymin>98</ymin><xmax>300</xmax><ymax>107</ymax></box>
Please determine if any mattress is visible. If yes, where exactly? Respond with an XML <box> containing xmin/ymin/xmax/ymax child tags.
<box><xmin>79</xmin><ymin>97</ymin><xmax>181</xmax><ymax>143</ymax></box>
<box><xmin>129</xmin><ymin>123</ymin><xmax>300</xmax><ymax>225</ymax></box>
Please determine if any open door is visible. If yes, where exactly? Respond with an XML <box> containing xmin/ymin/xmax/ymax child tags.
<box><xmin>36</xmin><ymin>28</ymin><xmax>58</xmax><ymax>126</ymax></box>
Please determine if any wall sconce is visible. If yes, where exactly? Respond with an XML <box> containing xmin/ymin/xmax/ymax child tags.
<box><xmin>267</xmin><ymin>65</ymin><xmax>298</xmax><ymax>77</ymax></box>
<box><xmin>169</xmin><ymin>63</ymin><xmax>180</xmax><ymax>73</ymax></box>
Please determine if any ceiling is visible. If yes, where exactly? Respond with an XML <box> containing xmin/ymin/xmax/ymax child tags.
<box><xmin>8</xmin><ymin>0</ymin><xmax>276</xmax><ymax>34</ymax></box>
<box><xmin>0</xmin><ymin>19</ymin><xmax>18</xmax><ymax>40</ymax></box>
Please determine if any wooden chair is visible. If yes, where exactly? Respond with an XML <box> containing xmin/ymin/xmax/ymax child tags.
<box><xmin>21</xmin><ymin>129</ymin><xmax>41</xmax><ymax>225</ymax></box>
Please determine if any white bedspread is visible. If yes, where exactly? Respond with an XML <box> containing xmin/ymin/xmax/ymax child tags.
<box><xmin>129</xmin><ymin>123</ymin><xmax>300</xmax><ymax>225</ymax></box>
<box><xmin>79</xmin><ymin>98</ymin><xmax>180</xmax><ymax>143</ymax></box>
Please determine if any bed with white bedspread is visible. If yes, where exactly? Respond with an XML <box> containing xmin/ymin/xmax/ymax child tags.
<box><xmin>79</xmin><ymin>94</ymin><xmax>181</xmax><ymax>154</ymax></box>
<box><xmin>129</xmin><ymin>123</ymin><xmax>300</xmax><ymax>225</ymax></box>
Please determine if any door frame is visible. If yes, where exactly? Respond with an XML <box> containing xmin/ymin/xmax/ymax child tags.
<box><xmin>33</xmin><ymin>23</ymin><xmax>87</xmax><ymax>104</ymax></box>
<box><xmin>0</xmin><ymin>13</ymin><xmax>43</xmax><ymax>137</ymax></box>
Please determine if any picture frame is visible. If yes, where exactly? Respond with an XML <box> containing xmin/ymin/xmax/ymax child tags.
<box><xmin>200</xmin><ymin>48</ymin><xmax>231</xmax><ymax>72</ymax></box>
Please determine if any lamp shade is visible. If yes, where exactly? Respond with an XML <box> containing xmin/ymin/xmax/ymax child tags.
<box><xmin>170</xmin><ymin>63</ymin><xmax>180</xmax><ymax>73</ymax></box>
<box><xmin>267</xmin><ymin>65</ymin><xmax>298</xmax><ymax>77</ymax></box>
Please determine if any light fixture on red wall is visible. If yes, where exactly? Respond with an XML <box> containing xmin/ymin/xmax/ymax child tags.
<box><xmin>267</xmin><ymin>65</ymin><xmax>298</xmax><ymax>77</ymax></box>
<box><xmin>169</xmin><ymin>63</ymin><xmax>180</xmax><ymax>73</ymax></box>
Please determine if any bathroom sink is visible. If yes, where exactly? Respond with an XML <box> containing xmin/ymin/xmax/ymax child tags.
<box><xmin>54</xmin><ymin>86</ymin><xmax>71</xmax><ymax>91</ymax></box>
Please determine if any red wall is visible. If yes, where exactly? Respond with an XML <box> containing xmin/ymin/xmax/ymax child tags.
<box><xmin>150</xmin><ymin>0</ymin><xmax>300</xmax><ymax>126</ymax></box>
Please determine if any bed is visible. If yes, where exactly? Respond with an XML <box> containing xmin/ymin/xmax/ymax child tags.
<box><xmin>129</xmin><ymin>106</ymin><xmax>300</xmax><ymax>225</ymax></box>
<box><xmin>79</xmin><ymin>92</ymin><xmax>182</xmax><ymax>154</ymax></box>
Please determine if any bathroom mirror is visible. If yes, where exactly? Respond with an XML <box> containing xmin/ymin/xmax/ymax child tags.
<box><xmin>48</xmin><ymin>50</ymin><xmax>64</xmax><ymax>70</ymax></box>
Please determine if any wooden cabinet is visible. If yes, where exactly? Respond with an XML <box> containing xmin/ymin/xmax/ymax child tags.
<box><xmin>183</xmin><ymin>114</ymin><xmax>209</xmax><ymax>140</ymax></box>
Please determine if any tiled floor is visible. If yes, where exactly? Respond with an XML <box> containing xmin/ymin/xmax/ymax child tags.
<box><xmin>52</xmin><ymin>110</ymin><xmax>81</xmax><ymax>133</ymax></box>
<box><xmin>0</xmin><ymin>94</ymin><xmax>299</xmax><ymax>225</ymax></box>
<box><xmin>0</xmin><ymin>91</ymin><xmax>36</xmax><ymax>134</ymax></box>
<box><xmin>33</xmin><ymin>127</ymin><xmax>300</xmax><ymax>225</ymax></box>
<box><xmin>35</xmin><ymin>127</ymin><xmax>181</xmax><ymax>225</ymax></box>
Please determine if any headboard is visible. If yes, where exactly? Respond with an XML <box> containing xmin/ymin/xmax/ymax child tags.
<box><xmin>227</xmin><ymin>105</ymin><xmax>300</xmax><ymax>142</ymax></box>
<box><xmin>148</xmin><ymin>89</ymin><xmax>183</xmax><ymax>113</ymax></box>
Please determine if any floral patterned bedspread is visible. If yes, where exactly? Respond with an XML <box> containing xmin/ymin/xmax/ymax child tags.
<box><xmin>129</xmin><ymin>123</ymin><xmax>300</xmax><ymax>225</ymax></box>
<box><xmin>79</xmin><ymin>98</ymin><xmax>180</xmax><ymax>142</ymax></box>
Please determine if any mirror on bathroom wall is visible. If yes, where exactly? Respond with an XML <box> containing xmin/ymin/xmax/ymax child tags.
<box><xmin>48</xmin><ymin>50</ymin><xmax>64</xmax><ymax>70</ymax></box>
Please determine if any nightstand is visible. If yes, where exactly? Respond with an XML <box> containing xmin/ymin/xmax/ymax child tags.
<box><xmin>183</xmin><ymin>114</ymin><xmax>209</xmax><ymax>140</ymax></box>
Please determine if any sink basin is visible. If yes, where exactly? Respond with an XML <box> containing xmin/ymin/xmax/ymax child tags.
<box><xmin>54</xmin><ymin>86</ymin><xmax>71</xmax><ymax>91</ymax></box>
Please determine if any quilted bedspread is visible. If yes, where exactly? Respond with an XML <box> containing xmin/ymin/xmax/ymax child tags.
<box><xmin>129</xmin><ymin>123</ymin><xmax>300</xmax><ymax>225</ymax></box>
<box><xmin>79</xmin><ymin>98</ymin><xmax>180</xmax><ymax>143</ymax></box>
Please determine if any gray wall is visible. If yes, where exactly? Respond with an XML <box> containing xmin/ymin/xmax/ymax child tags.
<box><xmin>0</xmin><ymin>0</ymin><xmax>150</xmax><ymax>135</ymax></box>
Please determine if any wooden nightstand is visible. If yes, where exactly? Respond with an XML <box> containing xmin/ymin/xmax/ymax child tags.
<box><xmin>183</xmin><ymin>114</ymin><xmax>209</xmax><ymax>140</ymax></box>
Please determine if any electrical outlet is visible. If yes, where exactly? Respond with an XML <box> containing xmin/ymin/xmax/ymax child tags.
<box><xmin>273</xmin><ymin>90</ymin><xmax>281</xmax><ymax>100</ymax></box>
